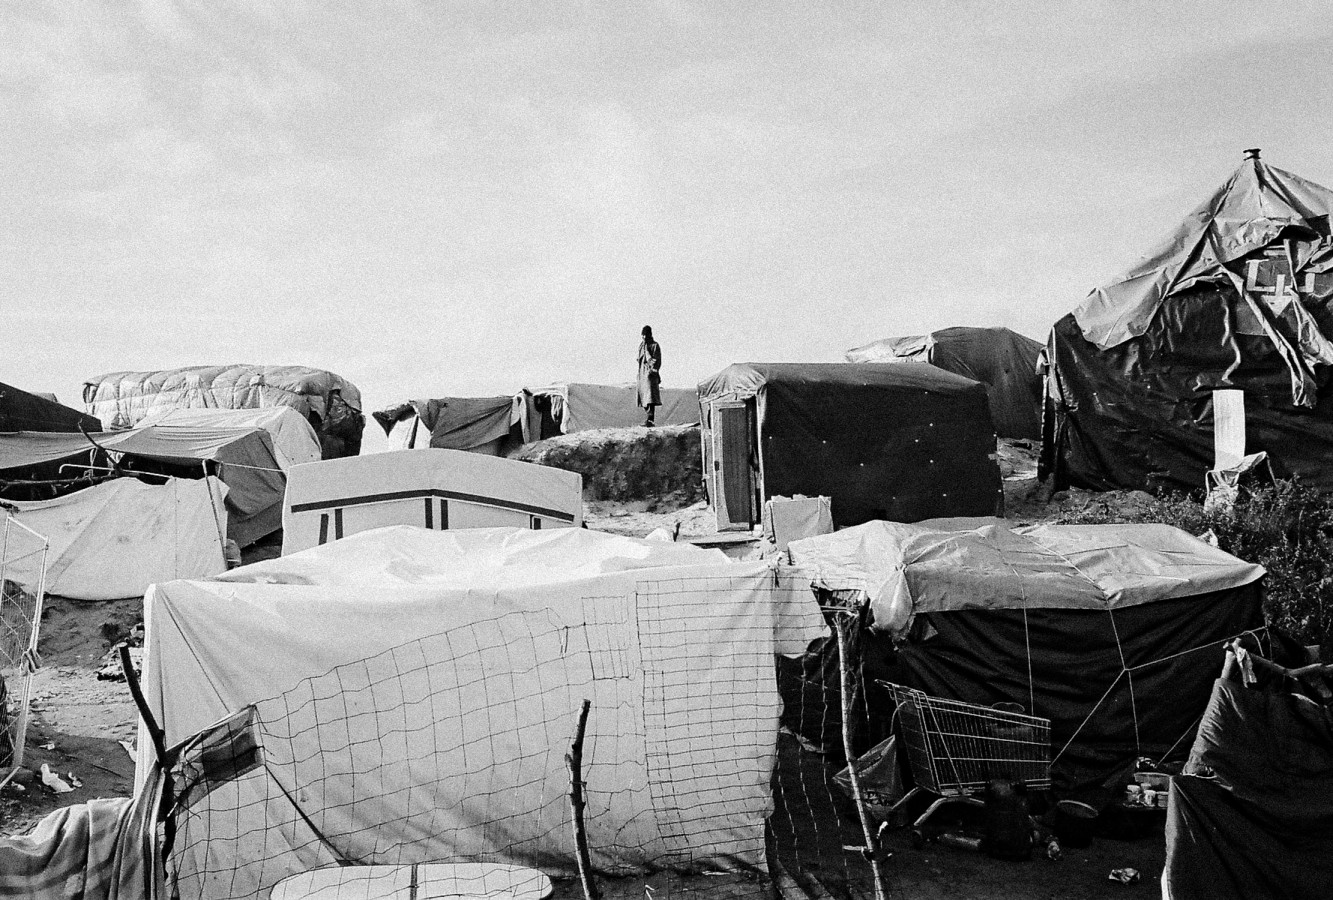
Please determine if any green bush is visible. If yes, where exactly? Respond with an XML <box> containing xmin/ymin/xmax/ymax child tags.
<box><xmin>1056</xmin><ymin>480</ymin><xmax>1333</xmax><ymax>649</ymax></box>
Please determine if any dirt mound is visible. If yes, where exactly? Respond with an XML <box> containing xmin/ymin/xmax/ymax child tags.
<box><xmin>514</xmin><ymin>424</ymin><xmax>703</xmax><ymax>503</ymax></box>
<box><xmin>37</xmin><ymin>595</ymin><xmax>143</xmax><ymax>668</ymax></box>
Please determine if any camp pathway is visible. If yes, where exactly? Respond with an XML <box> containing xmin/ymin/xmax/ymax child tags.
<box><xmin>1</xmin><ymin>594</ymin><xmax>139</xmax><ymax>836</ymax></box>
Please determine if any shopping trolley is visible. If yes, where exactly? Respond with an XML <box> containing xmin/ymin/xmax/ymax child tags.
<box><xmin>878</xmin><ymin>682</ymin><xmax>1051</xmax><ymax>836</ymax></box>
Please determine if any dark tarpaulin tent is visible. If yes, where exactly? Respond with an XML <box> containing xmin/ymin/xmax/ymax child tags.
<box><xmin>373</xmin><ymin>396</ymin><xmax>524</xmax><ymax>455</ymax></box>
<box><xmin>82</xmin><ymin>364</ymin><xmax>365</xmax><ymax>460</ymax></box>
<box><xmin>846</xmin><ymin>327</ymin><xmax>1043</xmax><ymax>439</ymax></box>
<box><xmin>0</xmin><ymin>381</ymin><xmax>101</xmax><ymax>434</ymax></box>
<box><xmin>1165</xmin><ymin>676</ymin><xmax>1333</xmax><ymax>900</ymax></box>
<box><xmin>521</xmin><ymin>383</ymin><xmax>698</xmax><ymax>439</ymax></box>
<box><xmin>0</xmin><ymin>426</ymin><xmax>285</xmax><ymax>548</ymax></box>
<box><xmin>1041</xmin><ymin>151</ymin><xmax>1333</xmax><ymax>493</ymax></box>
<box><xmin>783</xmin><ymin>519</ymin><xmax>1266</xmax><ymax>795</ymax></box>
<box><xmin>697</xmin><ymin>362</ymin><xmax>1002</xmax><ymax>529</ymax></box>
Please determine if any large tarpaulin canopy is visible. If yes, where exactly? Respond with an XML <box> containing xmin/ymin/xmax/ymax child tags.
<box><xmin>0</xmin><ymin>381</ymin><xmax>101</xmax><ymax>434</ymax></box>
<box><xmin>0</xmin><ymin>477</ymin><xmax>227</xmax><ymax>600</ymax></box>
<box><xmin>1165</xmin><ymin>678</ymin><xmax>1333</xmax><ymax>900</ymax></box>
<box><xmin>785</xmin><ymin>519</ymin><xmax>1265</xmax><ymax>794</ymax></box>
<box><xmin>698</xmin><ymin>362</ymin><xmax>1002</xmax><ymax>527</ymax></box>
<box><xmin>82</xmin><ymin>365</ymin><xmax>365</xmax><ymax>459</ymax></box>
<box><xmin>0</xmin><ymin>426</ymin><xmax>285</xmax><ymax>548</ymax></box>
<box><xmin>846</xmin><ymin>327</ymin><xmax>1042</xmax><ymax>439</ymax></box>
<box><xmin>140</xmin><ymin>407</ymin><xmax>321</xmax><ymax>470</ymax></box>
<box><xmin>138</xmin><ymin>526</ymin><xmax>827</xmax><ymax>899</ymax></box>
<box><xmin>1043</xmin><ymin>153</ymin><xmax>1333</xmax><ymax>492</ymax></box>
<box><xmin>281</xmin><ymin>448</ymin><xmax>583</xmax><ymax>554</ymax></box>
<box><xmin>372</xmin><ymin>396</ymin><xmax>523</xmax><ymax>453</ymax></box>
<box><xmin>789</xmin><ymin>518</ymin><xmax>1265</xmax><ymax>635</ymax></box>
<box><xmin>523</xmin><ymin>383</ymin><xmax>698</xmax><ymax>436</ymax></box>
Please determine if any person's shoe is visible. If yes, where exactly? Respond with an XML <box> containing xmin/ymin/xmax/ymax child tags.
<box><xmin>643</xmin><ymin>419</ymin><xmax>655</xmax><ymax>427</ymax></box>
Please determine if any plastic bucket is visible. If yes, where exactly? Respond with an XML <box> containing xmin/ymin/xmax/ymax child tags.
<box><xmin>1053</xmin><ymin>800</ymin><xmax>1099</xmax><ymax>848</ymax></box>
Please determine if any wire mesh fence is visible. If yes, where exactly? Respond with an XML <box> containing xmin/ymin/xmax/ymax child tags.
<box><xmin>0</xmin><ymin>515</ymin><xmax>49</xmax><ymax>775</ymax></box>
<box><xmin>157</xmin><ymin>574</ymin><xmax>898</xmax><ymax>900</ymax></box>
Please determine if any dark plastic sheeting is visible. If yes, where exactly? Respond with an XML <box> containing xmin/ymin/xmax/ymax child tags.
<box><xmin>1042</xmin><ymin>154</ymin><xmax>1333</xmax><ymax>493</ymax></box>
<box><xmin>847</xmin><ymin>327</ymin><xmax>1043</xmax><ymax>439</ymax></box>
<box><xmin>0</xmin><ymin>381</ymin><xmax>101</xmax><ymax>434</ymax></box>
<box><xmin>1164</xmin><ymin>679</ymin><xmax>1333</xmax><ymax>900</ymax></box>
<box><xmin>1042</xmin><ymin>298</ymin><xmax>1333</xmax><ymax>493</ymax></box>
<box><xmin>873</xmin><ymin>583</ymin><xmax>1264</xmax><ymax>795</ymax></box>
<box><xmin>698</xmin><ymin>362</ymin><xmax>1002</xmax><ymax>527</ymax></box>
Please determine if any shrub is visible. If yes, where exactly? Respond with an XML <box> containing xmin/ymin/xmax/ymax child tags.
<box><xmin>1056</xmin><ymin>480</ymin><xmax>1333</xmax><ymax>649</ymax></box>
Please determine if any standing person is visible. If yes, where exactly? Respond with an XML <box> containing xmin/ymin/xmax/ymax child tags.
<box><xmin>638</xmin><ymin>325</ymin><xmax>662</xmax><ymax>427</ymax></box>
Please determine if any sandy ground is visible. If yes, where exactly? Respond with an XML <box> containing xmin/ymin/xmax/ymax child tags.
<box><xmin>0</xmin><ymin>437</ymin><xmax>1171</xmax><ymax>895</ymax></box>
<box><xmin>2</xmin><ymin>596</ymin><xmax>139</xmax><ymax>836</ymax></box>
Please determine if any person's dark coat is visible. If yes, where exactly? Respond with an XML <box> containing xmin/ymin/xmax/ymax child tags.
<box><xmin>637</xmin><ymin>340</ymin><xmax>662</xmax><ymax>408</ymax></box>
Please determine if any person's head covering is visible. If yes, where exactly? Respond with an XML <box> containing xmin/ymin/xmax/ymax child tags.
<box><xmin>641</xmin><ymin>326</ymin><xmax>653</xmax><ymax>339</ymax></box>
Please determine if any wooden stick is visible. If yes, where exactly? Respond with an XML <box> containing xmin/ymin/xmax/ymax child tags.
<box><xmin>1226</xmin><ymin>640</ymin><xmax>1333</xmax><ymax>679</ymax></box>
<box><xmin>120</xmin><ymin>643</ymin><xmax>168</xmax><ymax>767</ymax></box>
<box><xmin>834</xmin><ymin>613</ymin><xmax>888</xmax><ymax>900</ymax></box>
<box><xmin>566</xmin><ymin>699</ymin><xmax>599</xmax><ymax>900</ymax></box>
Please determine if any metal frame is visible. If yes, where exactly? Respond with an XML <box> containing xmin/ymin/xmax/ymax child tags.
<box><xmin>0</xmin><ymin>516</ymin><xmax>50</xmax><ymax>778</ymax></box>
<box><xmin>879</xmin><ymin>681</ymin><xmax>1051</xmax><ymax>831</ymax></box>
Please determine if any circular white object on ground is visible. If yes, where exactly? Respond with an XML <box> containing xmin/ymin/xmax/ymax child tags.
<box><xmin>269</xmin><ymin>863</ymin><xmax>555</xmax><ymax>900</ymax></box>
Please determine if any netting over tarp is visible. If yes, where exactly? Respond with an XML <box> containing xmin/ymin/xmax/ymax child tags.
<box><xmin>141</xmin><ymin>526</ymin><xmax>831</xmax><ymax>900</ymax></box>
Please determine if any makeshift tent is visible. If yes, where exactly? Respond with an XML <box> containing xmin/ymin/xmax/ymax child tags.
<box><xmin>373</xmin><ymin>396</ymin><xmax>526</xmax><ymax>455</ymax></box>
<box><xmin>784</xmin><ymin>518</ymin><xmax>1266</xmax><ymax>794</ymax></box>
<box><xmin>0</xmin><ymin>477</ymin><xmax>227</xmax><ymax>600</ymax></box>
<box><xmin>697</xmin><ymin>363</ymin><xmax>1002</xmax><ymax>531</ymax></box>
<box><xmin>140</xmin><ymin>407</ymin><xmax>321</xmax><ymax>471</ymax></box>
<box><xmin>82</xmin><ymin>365</ymin><xmax>365</xmax><ymax>459</ymax></box>
<box><xmin>282</xmin><ymin>449</ymin><xmax>582</xmax><ymax>554</ymax></box>
<box><xmin>1041</xmin><ymin>150</ymin><xmax>1333</xmax><ymax>493</ymax></box>
<box><xmin>846</xmin><ymin>327</ymin><xmax>1043</xmax><ymax>439</ymax></box>
<box><xmin>0</xmin><ymin>426</ymin><xmax>286</xmax><ymax>548</ymax></box>
<box><xmin>138</xmin><ymin>526</ymin><xmax>827</xmax><ymax>899</ymax></box>
<box><xmin>522</xmin><ymin>383</ymin><xmax>698</xmax><ymax>438</ymax></box>
<box><xmin>0</xmin><ymin>381</ymin><xmax>101</xmax><ymax>434</ymax></box>
<box><xmin>1164</xmin><ymin>672</ymin><xmax>1333</xmax><ymax>899</ymax></box>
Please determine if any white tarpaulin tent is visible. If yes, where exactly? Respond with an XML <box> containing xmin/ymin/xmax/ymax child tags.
<box><xmin>139</xmin><ymin>407</ymin><xmax>321</xmax><ymax>471</ymax></box>
<box><xmin>139</xmin><ymin>526</ymin><xmax>825</xmax><ymax>900</ymax></box>
<box><xmin>0</xmin><ymin>477</ymin><xmax>227</xmax><ymax>600</ymax></box>
<box><xmin>281</xmin><ymin>449</ymin><xmax>582</xmax><ymax>555</ymax></box>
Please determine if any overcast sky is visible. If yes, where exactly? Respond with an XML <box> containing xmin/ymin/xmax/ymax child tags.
<box><xmin>6</xmin><ymin>2</ymin><xmax>1333</xmax><ymax>449</ymax></box>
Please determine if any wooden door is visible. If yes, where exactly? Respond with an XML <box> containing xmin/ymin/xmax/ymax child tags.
<box><xmin>711</xmin><ymin>400</ymin><xmax>756</xmax><ymax>531</ymax></box>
